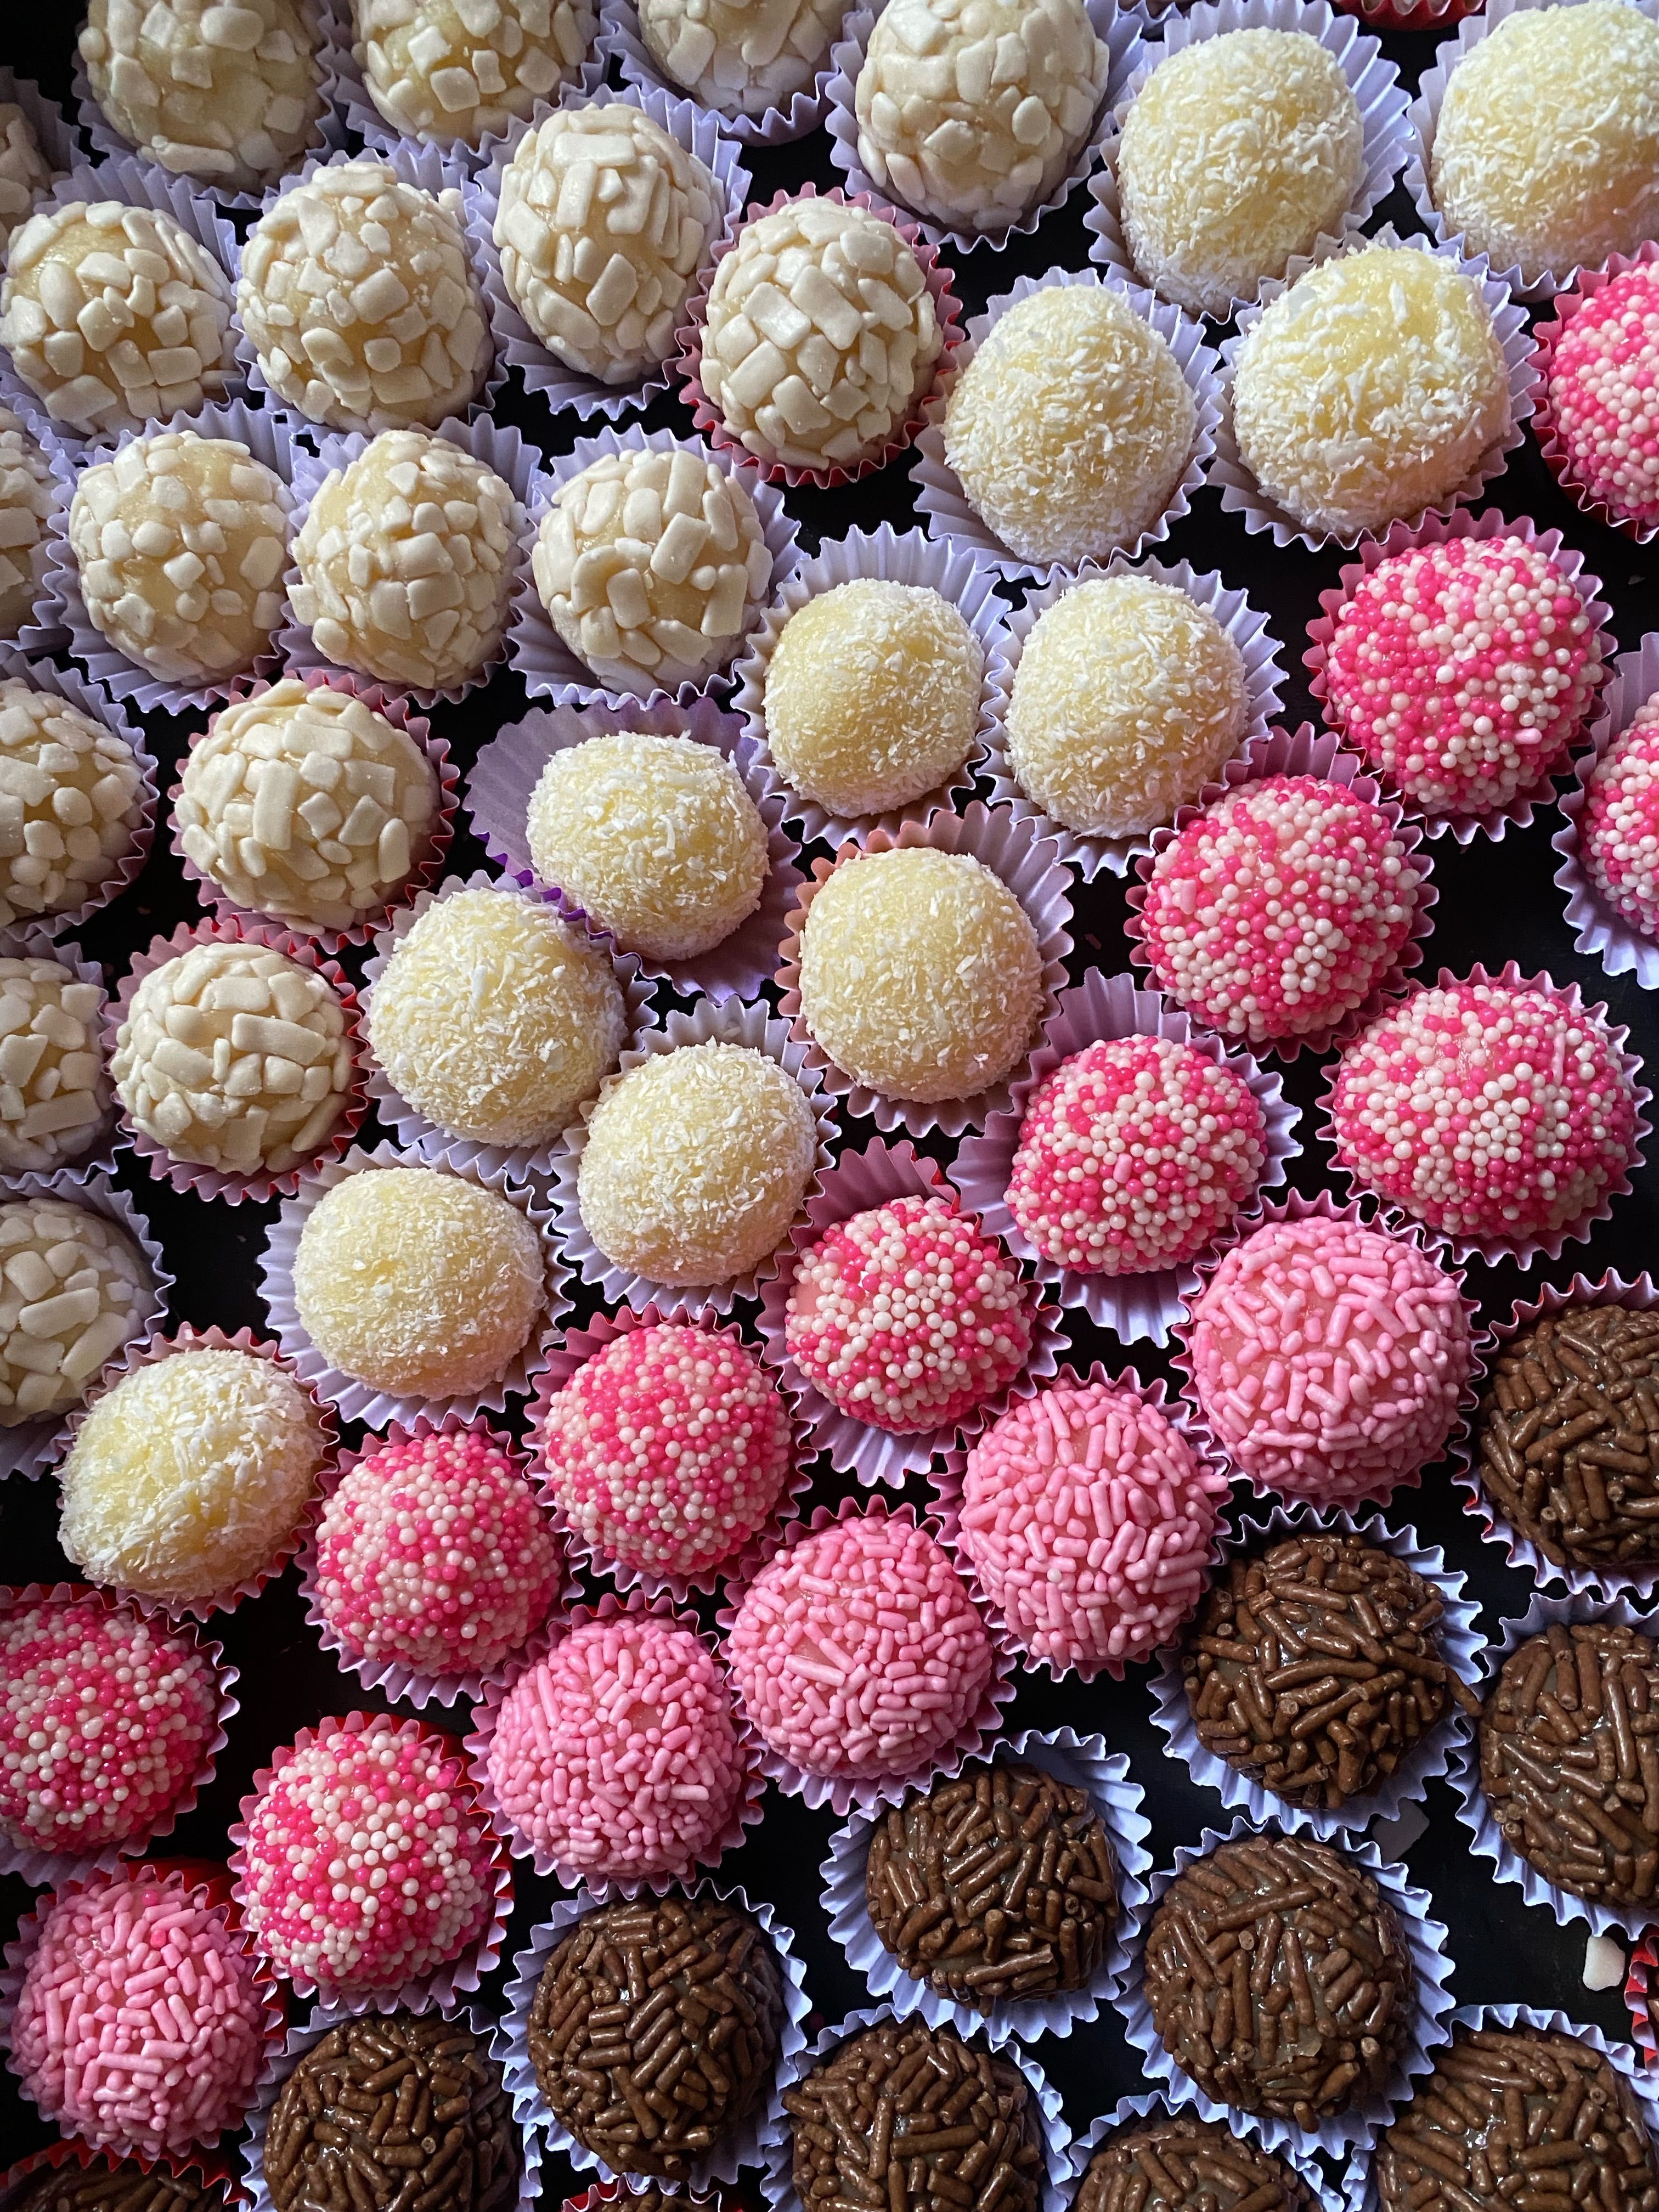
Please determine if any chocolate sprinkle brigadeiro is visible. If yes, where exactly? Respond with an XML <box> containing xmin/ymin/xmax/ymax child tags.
<box><xmin>1142</xmin><ymin>1833</ymin><xmax>1414</xmax><ymax>2125</ymax></box>
<box><xmin>1073</xmin><ymin>2114</ymin><xmax>1319</xmax><ymax>2212</ymax></box>
<box><xmin>12</xmin><ymin>2164</ymin><xmax>229</xmax><ymax>2212</ymax></box>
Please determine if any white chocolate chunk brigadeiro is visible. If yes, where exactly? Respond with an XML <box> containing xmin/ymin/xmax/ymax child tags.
<box><xmin>0</xmin><ymin>679</ymin><xmax>148</xmax><ymax>930</ymax></box>
<box><xmin>0</xmin><ymin>408</ymin><xmax>54</xmax><ymax>640</ymax></box>
<box><xmin>357</xmin><ymin>0</ymin><xmax>600</xmax><ymax>149</ymax></box>
<box><xmin>640</xmin><ymin>0</ymin><xmax>844</xmax><ymax>119</ymax></box>
<box><xmin>0</xmin><ymin>105</ymin><xmax>62</xmax><ymax>257</ymax></box>
<box><xmin>0</xmin><ymin>1195</ymin><xmax>155</xmax><ymax>1427</ymax></box>
<box><xmin>0</xmin><ymin>957</ymin><xmax>114</xmax><ymax>1177</ymax></box>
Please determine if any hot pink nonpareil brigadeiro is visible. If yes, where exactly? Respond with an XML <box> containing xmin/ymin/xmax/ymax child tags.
<box><xmin>1135</xmin><ymin>774</ymin><xmax>1423</xmax><ymax>1047</ymax></box>
<box><xmin>1546</xmin><ymin>262</ymin><xmax>1659</xmax><ymax>532</ymax></box>
<box><xmin>957</xmin><ymin>1380</ymin><xmax>1229</xmax><ymax>1674</ymax></box>
<box><xmin>1328</xmin><ymin>980</ymin><xmax>1641</xmax><ymax>1245</ymax></box>
<box><xmin>482</xmin><ymin>1613</ymin><xmax>748</xmax><ymax>1882</ymax></box>
<box><xmin>726</xmin><ymin>1513</ymin><xmax>995</xmax><ymax>1785</ymax></box>
<box><xmin>1583</xmin><ymin>693</ymin><xmax>1659</xmax><ymax>937</ymax></box>
<box><xmin>1186</xmin><ymin>1216</ymin><xmax>1474</xmax><ymax>1504</ymax></box>
<box><xmin>10</xmin><ymin>1872</ymin><xmax>267</xmax><ymax>2156</ymax></box>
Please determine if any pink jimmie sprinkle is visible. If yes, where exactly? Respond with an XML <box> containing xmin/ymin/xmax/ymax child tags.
<box><xmin>726</xmin><ymin>1512</ymin><xmax>995</xmax><ymax>1784</ymax></box>
<box><xmin>1136</xmin><ymin>774</ymin><xmax>1423</xmax><ymax>1046</ymax></box>
<box><xmin>1548</xmin><ymin>263</ymin><xmax>1659</xmax><ymax>531</ymax></box>
<box><xmin>483</xmin><ymin>1613</ymin><xmax>747</xmax><ymax>1881</ymax></box>
<box><xmin>0</xmin><ymin>1595</ymin><xmax>220</xmax><ymax>1858</ymax></box>
<box><xmin>1008</xmin><ymin>1036</ymin><xmax>1268</xmax><ymax>1276</ymax></box>
<box><xmin>1322</xmin><ymin>538</ymin><xmax>1605</xmax><ymax>817</ymax></box>
<box><xmin>1328</xmin><ymin>979</ymin><xmax>1641</xmax><ymax>1244</ymax></box>
<box><xmin>536</xmin><ymin>1324</ymin><xmax>794</xmax><ymax>1582</ymax></box>
<box><xmin>12</xmin><ymin>1873</ymin><xmax>265</xmax><ymax>2157</ymax></box>
<box><xmin>1583</xmin><ymin>692</ymin><xmax>1659</xmax><ymax>938</ymax></box>
<box><xmin>958</xmin><ymin>1381</ymin><xmax>1229</xmax><ymax>1673</ymax></box>
<box><xmin>785</xmin><ymin>1195</ymin><xmax>1032</xmax><ymax>1434</ymax></box>
<box><xmin>236</xmin><ymin>1718</ymin><xmax>496</xmax><ymax>1996</ymax></box>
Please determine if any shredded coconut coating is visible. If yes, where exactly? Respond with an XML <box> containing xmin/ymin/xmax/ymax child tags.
<box><xmin>59</xmin><ymin>1345</ymin><xmax>325</xmax><ymax>1604</ymax></box>
<box><xmin>700</xmin><ymin>198</ymin><xmax>941</xmax><ymax>475</ymax></box>
<box><xmin>1232</xmin><ymin>245</ymin><xmax>1510</xmax><ymax>539</ymax></box>
<box><xmin>1547</xmin><ymin>262</ymin><xmax>1659</xmax><ymax>529</ymax></box>
<box><xmin>960</xmin><ymin>1379</ymin><xmax>1228</xmax><ymax>1668</ymax></box>
<box><xmin>526</xmin><ymin>728</ymin><xmax>768</xmax><ymax>961</ymax></box>
<box><xmin>798</xmin><ymin>845</ymin><xmax>1043</xmax><ymax>1104</ymax></box>
<box><xmin>640</xmin><ymin>0</ymin><xmax>843</xmax><ymax>116</ymax></box>
<box><xmin>0</xmin><ymin>956</ymin><xmax>112</xmax><ymax>1176</ymax></box>
<box><xmin>80</xmin><ymin>0</ymin><xmax>326</xmax><ymax>193</ymax></box>
<box><xmin>0</xmin><ymin>104</ymin><xmax>58</xmax><ymax>258</ymax></box>
<box><xmin>495</xmin><ymin>105</ymin><xmax>719</xmax><ymax>387</ymax></box>
<box><xmin>1430</xmin><ymin>2</ymin><xmax>1659</xmax><ymax>289</ymax></box>
<box><xmin>70</xmin><ymin>431</ymin><xmax>291</xmax><ymax>685</ymax></box>
<box><xmin>369</xmin><ymin>886</ymin><xmax>627</xmax><ymax>1147</ymax></box>
<box><xmin>291</xmin><ymin>428</ymin><xmax>517</xmax><ymax>693</ymax></box>
<box><xmin>357</xmin><ymin>0</ymin><xmax>597</xmax><ymax>146</ymax></box>
<box><xmin>0</xmin><ymin>1195</ymin><xmax>154</xmax><ymax>1426</ymax></box>
<box><xmin>1584</xmin><ymin>693</ymin><xmax>1659</xmax><ymax>936</ymax></box>
<box><xmin>292</xmin><ymin>1165</ymin><xmax>545</xmax><ymax>1401</ymax></box>
<box><xmin>0</xmin><ymin>407</ymin><xmax>53</xmax><ymax>638</ymax></box>
<box><xmin>854</xmin><ymin>0</ymin><xmax>1108</xmax><ymax>234</ymax></box>
<box><xmin>577</xmin><ymin>1041</ymin><xmax>817</xmax><ymax>1288</ymax></box>
<box><xmin>1118</xmin><ymin>29</ymin><xmax>1364</xmax><ymax>319</ymax></box>
<box><xmin>1007</xmin><ymin>574</ymin><xmax>1246</xmax><ymax>838</ymax></box>
<box><xmin>0</xmin><ymin>679</ymin><xmax>146</xmax><ymax>930</ymax></box>
<box><xmin>763</xmin><ymin>578</ymin><xmax>982</xmax><ymax>819</ymax></box>
<box><xmin>943</xmin><ymin>286</ymin><xmax>1197</xmax><ymax>567</ymax></box>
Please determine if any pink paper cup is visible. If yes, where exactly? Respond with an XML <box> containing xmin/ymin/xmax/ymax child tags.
<box><xmin>1554</xmin><ymin>632</ymin><xmax>1659</xmax><ymax>988</ymax></box>
<box><xmin>1627</xmin><ymin>1940</ymin><xmax>1659</xmax><ymax>2066</ymax></box>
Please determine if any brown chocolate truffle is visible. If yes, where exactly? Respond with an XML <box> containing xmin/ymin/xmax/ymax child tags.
<box><xmin>12</xmin><ymin>2158</ymin><xmax>230</xmax><ymax>2212</ymax></box>
<box><xmin>1074</xmin><ymin>2114</ymin><xmax>1320</xmax><ymax>2212</ymax></box>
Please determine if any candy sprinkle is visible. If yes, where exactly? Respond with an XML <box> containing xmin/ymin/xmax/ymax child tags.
<box><xmin>1547</xmin><ymin>262</ymin><xmax>1659</xmax><ymax>532</ymax></box>
<box><xmin>1582</xmin><ymin>692</ymin><xmax>1659</xmax><ymax>938</ymax></box>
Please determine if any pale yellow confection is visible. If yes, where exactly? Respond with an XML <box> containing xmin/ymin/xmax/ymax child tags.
<box><xmin>699</xmin><ymin>199</ymin><xmax>942</xmax><ymax>475</ymax></box>
<box><xmin>854</xmin><ymin>0</ymin><xmax>1109</xmax><ymax>235</ymax></box>
<box><xmin>0</xmin><ymin>199</ymin><xmax>234</xmax><ymax>439</ymax></box>
<box><xmin>0</xmin><ymin>1197</ymin><xmax>154</xmax><ymax>1426</ymax></box>
<box><xmin>1231</xmin><ymin>243</ymin><xmax>1510</xmax><ymax>538</ymax></box>
<box><xmin>639</xmin><ymin>0</ymin><xmax>843</xmax><ymax>116</ymax></box>
<box><xmin>526</xmin><ymin>729</ymin><xmax>768</xmax><ymax>960</ymax></box>
<box><xmin>577</xmin><ymin>1040</ymin><xmax>816</xmax><ymax>1285</ymax></box>
<box><xmin>369</xmin><ymin>887</ymin><xmax>627</xmax><ymax>1147</ymax></box>
<box><xmin>292</xmin><ymin>1164</ymin><xmax>545</xmax><ymax>1398</ymax></box>
<box><xmin>0</xmin><ymin>679</ymin><xmax>147</xmax><ymax>929</ymax></box>
<box><xmin>532</xmin><ymin>447</ymin><xmax>773</xmax><ymax>692</ymax></box>
<box><xmin>763</xmin><ymin>578</ymin><xmax>983</xmax><ymax>817</ymax></box>
<box><xmin>0</xmin><ymin>105</ymin><xmax>59</xmax><ymax>258</ymax></box>
<box><xmin>0</xmin><ymin>409</ymin><xmax>54</xmax><ymax>640</ymax></box>
<box><xmin>943</xmin><ymin>285</ymin><xmax>1197</xmax><ymax>567</ymax></box>
<box><xmin>290</xmin><ymin>429</ymin><xmax>518</xmax><ymax>693</ymax></box>
<box><xmin>79</xmin><ymin>0</ymin><xmax>326</xmax><ymax>193</ymax></box>
<box><xmin>176</xmin><ymin>679</ymin><xmax>439</xmax><ymax>933</ymax></box>
<box><xmin>1118</xmin><ymin>29</ymin><xmax>1364</xmax><ymax>319</ymax></box>
<box><xmin>1430</xmin><ymin>2</ymin><xmax>1659</xmax><ymax>288</ymax></box>
<box><xmin>1006</xmin><ymin>574</ymin><xmax>1247</xmax><ymax>838</ymax></box>
<box><xmin>59</xmin><ymin>1346</ymin><xmax>324</xmax><ymax>1604</ymax></box>
<box><xmin>69</xmin><ymin>431</ymin><xmax>291</xmax><ymax>685</ymax></box>
<box><xmin>238</xmin><ymin>161</ymin><xmax>492</xmax><ymax>436</ymax></box>
<box><xmin>356</xmin><ymin>0</ymin><xmax>599</xmax><ymax>147</ymax></box>
<box><xmin>0</xmin><ymin>956</ymin><xmax>112</xmax><ymax>1176</ymax></box>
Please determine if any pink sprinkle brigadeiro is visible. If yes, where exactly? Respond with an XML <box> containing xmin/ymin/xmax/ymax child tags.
<box><xmin>1321</xmin><ymin>537</ymin><xmax>1605</xmax><ymax>819</ymax></box>
<box><xmin>0</xmin><ymin>1594</ymin><xmax>221</xmax><ymax>1858</ymax></box>
<box><xmin>1583</xmin><ymin>692</ymin><xmax>1659</xmax><ymax>938</ymax></box>
<box><xmin>726</xmin><ymin>1513</ymin><xmax>995</xmax><ymax>1785</ymax></box>
<box><xmin>1007</xmin><ymin>1036</ymin><xmax>1268</xmax><ymax>1276</ymax></box>
<box><xmin>958</xmin><ymin>1380</ymin><xmax>1229</xmax><ymax>1673</ymax></box>
<box><xmin>236</xmin><ymin>1718</ymin><xmax>496</xmax><ymax>1996</ymax></box>
<box><xmin>12</xmin><ymin>1872</ymin><xmax>266</xmax><ymax>2156</ymax></box>
<box><xmin>311</xmin><ymin>1425</ymin><xmax>563</xmax><ymax>1681</ymax></box>
<box><xmin>1135</xmin><ymin>774</ymin><xmax>1423</xmax><ymax>1046</ymax></box>
<box><xmin>1328</xmin><ymin>979</ymin><xmax>1641</xmax><ymax>1245</ymax></box>
<box><xmin>483</xmin><ymin>1613</ymin><xmax>747</xmax><ymax>1881</ymax></box>
<box><xmin>1546</xmin><ymin>262</ymin><xmax>1659</xmax><ymax>532</ymax></box>
<box><xmin>1186</xmin><ymin>1216</ymin><xmax>1474</xmax><ymax>1505</ymax></box>
<box><xmin>535</xmin><ymin>1323</ymin><xmax>794</xmax><ymax>1582</ymax></box>
<box><xmin>785</xmin><ymin>1195</ymin><xmax>1032</xmax><ymax>1434</ymax></box>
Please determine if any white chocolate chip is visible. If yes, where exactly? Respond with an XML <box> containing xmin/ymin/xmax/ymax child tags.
<box><xmin>0</xmin><ymin>956</ymin><xmax>112</xmax><ymax>1175</ymax></box>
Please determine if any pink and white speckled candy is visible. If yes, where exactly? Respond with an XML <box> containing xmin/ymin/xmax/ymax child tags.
<box><xmin>1546</xmin><ymin>263</ymin><xmax>1659</xmax><ymax>533</ymax></box>
<box><xmin>1583</xmin><ymin>692</ymin><xmax>1659</xmax><ymax>939</ymax></box>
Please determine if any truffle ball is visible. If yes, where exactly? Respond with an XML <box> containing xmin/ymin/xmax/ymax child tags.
<box><xmin>1544</xmin><ymin>260</ymin><xmax>1659</xmax><ymax>532</ymax></box>
<box><xmin>0</xmin><ymin>198</ymin><xmax>234</xmax><ymax>440</ymax></box>
<box><xmin>944</xmin><ymin>285</ymin><xmax>1197</xmax><ymax>566</ymax></box>
<box><xmin>69</xmin><ymin>431</ymin><xmax>291</xmax><ymax>686</ymax></box>
<box><xmin>494</xmin><ymin>104</ymin><xmax>720</xmax><ymax>386</ymax></box>
<box><xmin>369</xmin><ymin>886</ymin><xmax>627</xmax><ymax>1147</ymax></box>
<box><xmin>58</xmin><ymin>1345</ymin><xmax>326</xmax><ymax>1606</ymax></box>
<box><xmin>1117</xmin><ymin>29</ymin><xmax>1364</xmax><ymax>318</ymax></box>
<box><xmin>0</xmin><ymin>1194</ymin><xmax>155</xmax><ymax>1426</ymax></box>
<box><xmin>762</xmin><ymin>578</ymin><xmax>984</xmax><ymax>819</ymax></box>
<box><xmin>1232</xmin><ymin>244</ymin><xmax>1510</xmax><ymax>538</ymax></box>
<box><xmin>12</xmin><ymin>2155</ymin><xmax>235</xmax><ymax>2212</ymax></box>
<box><xmin>239</xmin><ymin>160</ymin><xmax>490</xmax><ymax>436</ymax></box>
<box><xmin>1006</xmin><ymin>575</ymin><xmax>1247</xmax><ymax>838</ymax></box>
<box><xmin>356</xmin><ymin>0</ymin><xmax>599</xmax><ymax>146</ymax></box>
<box><xmin>0</xmin><ymin>104</ymin><xmax>58</xmax><ymax>258</ymax></box>
<box><xmin>0</xmin><ymin>407</ymin><xmax>53</xmax><ymax>637</ymax></box>
<box><xmin>577</xmin><ymin>1041</ymin><xmax>817</xmax><ymax>1288</ymax></box>
<box><xmin>0</xmin><ymin>954</ymin><xmax>112</xmax><ymax>1175</ymax></box>
<box><xmin>797</xmin><ymin>845</ymin><xmax>1043</xmax><ymax>1103</ymax></box>
<box><xmin>292</xmin><ymin>1165</ymin><xmax>545</xmax><ymax>1401</ymax></box>
<box><xmin>0</xmin><ymin>678</ymin><xmax>147</xmax><ymax>930</ymax></box>
<box><xmin>640</xmin><ymin>0</ymin><xmax>844</xmax><ymax>117</ymax></box>
<box><xmin>855</xmin><ymin>0</ymin><xmax>1108</xmax><ymax>235</ymax></box>
<box><xmin>1584</xmin><ymin>692</ymin><xmax>1659</xmax><ymax>938</ymax></box>
<box><xmin>290</xmin><ymin>428</ymin><xmax>517</xmax><ymax>694</ymax></box>
<box><xmin>1074</xmin><ymin>2116</ymin><xmax>1320</xmax><ymax>2212</ymax></box>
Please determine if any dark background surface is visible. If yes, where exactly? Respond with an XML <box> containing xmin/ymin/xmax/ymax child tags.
<box><xmin>4</xmin><ymin>3</ymin><xmax>1659</xmax><ymax>2195</ymax></box>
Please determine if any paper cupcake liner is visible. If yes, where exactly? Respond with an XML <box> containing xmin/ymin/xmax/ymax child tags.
<box><xmin>1628</xmin><ymin>1938</ymin><xmax>1659</xmax><ymax>2065</ymax></box>
<box><xmin>1555</xmin><ymin>633</ymin><xmax>1659</xmax><ymax>988</ymax></box>
<box><xmin>507</xmin><ymin>421</ymin><xmax>800</xmax><ymax>710</ymax></box>
<box><xmin>820</xmin><ymin>1726</ymin><xmax>1152</xmax><ymax>2042</ymax></box>
<box><xmin>601</xmin><ymin>0</ymin><xmax>872</xmax><ymax>144</ymax></box>
<box><xmin>949</xmin><ymin>971</ymin><xmax>1299</xmax><ymax>1343</ymax></box>
<box><xmin>1532</xmin><ymin>243</ymin><xmax>1659</xmax><ymax>548</ymax></box>
<box><xmin>1212</xmin><ymin>224</ymin><xmax>1537</xmax><ymax>554</ymax></box>
<box><xmin>1069</xmin><ymin>2095</ymin><xmax>1344</xmax><ymax>2212</ymax></box>
<box><xmin>913</xmin><ymin>266</ymin><xmax>1223</xmax><ymax>586</ymax></box>
<box><xmin>465</xmin><ymin>692</ymin><xmax>805</xmax><ymax>1003</ymax></box>
<box><xmin>258</xmin><ymin>1138</ymin><xmax>571</xmax><ymax>1430</ymax></box>
<box><xmin>0</xmin><ymin>922</ymin><xmax>119</xmax><ymax>1184</ymax></box>
<box><xmin>1</xmin><ymin>2140</ymin><xmax>247</xmax><ymax>2212</ymax></box>
<box><xmin>6</xmin><ymin>413</ymin><xmax>70</xmax><ymax>659</ymax></box>
<box><xmin>776</xmin><ymin>800</ymin><xmax>1075</xmax><ymax>1139</ymax></box>
<box><xmin>548</xmin><ymin>994</ymin><xmax>838</xmax><ymax>1320</ymax></box>
<box><xmin>495</xmin><ymin>1880</ymin><xmax>812</xmax><ymax>2190</ymax></box>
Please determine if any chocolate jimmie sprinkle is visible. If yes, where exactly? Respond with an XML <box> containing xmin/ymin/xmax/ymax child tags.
<box><xmin>13</xmin><ymin>2164</ymin><xmax>230</xmax><ymax>2212</ymax></box>
<box><xmin>1074</xmin><ymin>2113</ymin><xmax>1319</xmax><ymax>2212</ymax></box>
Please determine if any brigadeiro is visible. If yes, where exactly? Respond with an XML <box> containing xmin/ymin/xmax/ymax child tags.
<box><xmin>1073</xmin><ymin>2114</ymin><xmax>1321</xmax><ymax>2212</ymax></box>
<box><xmin>9</xmin><ymin>2154</ymin><xmax>234</xmax><ymax>2211</ymax></box>
<box><xmin>1579</xmin><ymin>690</ymin><xmax>1659</xmax><ymax>941</ymax></box>
<box><xmin>1541</xmin><ymin>259</ymin><xmax>1659</xmax><ymax>536</ymax></box>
